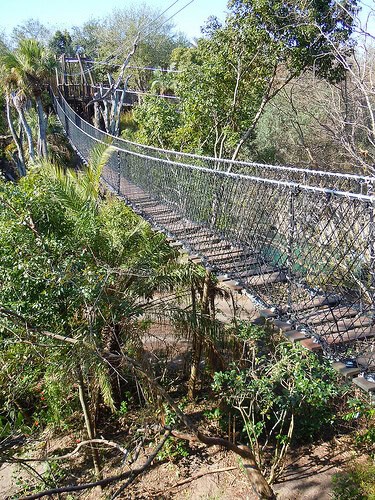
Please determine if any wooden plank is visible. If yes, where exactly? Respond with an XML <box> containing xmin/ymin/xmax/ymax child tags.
<box><xmin>273</xmin><ymin>319</ymin><xmax>294</xmax><ymax>332</ymax></box>
<box><xmin>353</xmin><ymin>376</ymin><xmax>375</xmax><ymax>392</ymax></box>
<box><xmin>296</xmin><ymin>306</ymin><xmax>359</xmax><ymax>326</ymax></box>
<box><xmin>206</xmin><ymin>250</ymin><xmax>255</xmax><ymax>262</ymax></box>
<box><xmin>235</xmin><ymin>265</ymin><xmax>279</xmax><ymax>279</ymax></box>
<box><xmin>321</xmin><ymin>326</ymin><xmax>375</xmax><ymax>345</ymax></box>
<box><xmin>284</xmin><ymin>330</ymin><xmax>308</xmax><ymax>342</ymax></box>
<box><xmin>332</xmin><ymin>362</ymin><xmax>361</xmax><ymax>379</ymax></box>
<box><xmin>186</xmin><ymin>235</ymin><xmax>223</xmax><ymax>246</ymax></box>
<box><xmin>356</xmin><ymin>353</ymin><xmax>375</xmax><ymax>369</ymax></box>
<box><xmin>194</xmin><ymin>240</ymin><xmax>228</xmax><ymax>252</ymax></box>
<box><xmin>279</xmin><ymin>295</ymin><xmax>340</xmax><ymax>315</ymax></box>
<box><xmin>316</xmin><ymin>318</ymin><xmax>373</xmax><ymax>335</ymax></box>
<box><xmin>246</xmin><ymin>271</ymin><xmax>287</xmax><ymax>287</ymax></box>
<box><xmin>299</xmin><ymin>337</ymin><xmax>323</xmax><ymax>351</ymax></box>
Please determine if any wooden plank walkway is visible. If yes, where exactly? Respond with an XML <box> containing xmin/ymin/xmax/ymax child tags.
<box><xmin>102</xmin><ymin>171</ymin><xmax>375</xmax><ymax>391</ymax></box>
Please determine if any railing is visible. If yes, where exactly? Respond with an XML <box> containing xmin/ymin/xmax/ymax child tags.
<box><xmin>56</xmin><ymin>93</ymin><xmax>373</xmax><ymax>193</ymax></box>
<box><xmin>53</xmin><ymin>91</ymin><xmax>375</xmax><ymax>373</ymax></box>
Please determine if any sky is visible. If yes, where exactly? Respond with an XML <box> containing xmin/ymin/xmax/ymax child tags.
<box><xmin>0</xmin><ymin>0</ymin><xmax>373</xmax><ymax>42</ymax></box>
<box><xmin>0</xmin><ymin>0</ymin><xmax>229</xmax><ymax>41</ymax></box>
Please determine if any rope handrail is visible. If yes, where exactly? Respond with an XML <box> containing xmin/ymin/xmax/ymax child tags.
<box><xmin>54</xmin><ymin>96</ymin><xmax>375</xmax><ymax>203</ymax></box>
<box><xmin>56</xmin><ymin>91</ymin><xmax>374</xmax><ymax>187</ymax></box>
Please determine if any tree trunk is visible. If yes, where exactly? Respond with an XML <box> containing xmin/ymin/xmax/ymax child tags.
<box><xmin>6</xmin><ymin>96</ymin><xmax>26</xmax><ymax>177</ymax></box>
<box><xmin>77</xmin><ymin>367</ymin><xmax>102</xmax><ymax>484</ymax></box>
<box><xmin>188</xmin><ymin>271</ymin><xmax>211</xmax><ymax>400</ymax></box>
<box><xmin>15</xmin><ymin>103</ymin><xmax>35</xmax><ymax>162</ymax></box>
<box><xmin>36</xmin><ymin>96</ymin><xmax>48</xmax><ymax>158</ymax></box>
<box><xmin>93</xmin><ymin>102</ymin><xmax>100</xmax><ymax>129</ymax></box>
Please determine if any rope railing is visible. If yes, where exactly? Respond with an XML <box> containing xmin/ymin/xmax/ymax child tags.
<box><xmin>53</xmin><ymin>91</ymin><xmax>375</xmax><ymax>376</ymax></box>
<box><xmin>56</xmin><ymin>92</ymin><xmax>374</xmax><ymax>193</ymax></box>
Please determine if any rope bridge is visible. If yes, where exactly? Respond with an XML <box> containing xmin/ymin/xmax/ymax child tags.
<box><xmin>53</xmin><ymin>91</ymin><xmax>375</xmax><ymax>380</ymax></box>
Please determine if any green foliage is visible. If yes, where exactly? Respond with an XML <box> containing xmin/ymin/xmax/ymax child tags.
<box><xmin>229</xmin><ymin>0</ymin><xmax>358</xmax><ymax>82</ymax></box>
<box><xmin>157</xmin><ymin>402</ymin><xmax>190</xmax><ymax>461</ymax></box>
<box><xmin>130</xmin><ymin>95</ymin><xmax>180</xmax><ymax>149</ymax></box>
<box><xmin>11</xmin><ymin>460</ymin><xmax>67</xmax><ymax>499</ymax></box>
<box><xmin>343</xmin><ymin>397</ymin><xmax>375</xmax><ymax>458</ymax></box>
<box><xmin>213</xmin><ymin>323</ymin><xmax>343</xmax><ymax>442</ymax></box>
<box><xmin>49</xmin><ymin>30</ymin><xmax>74</xmax><ymax>57</ymax></box>
<box><xmin>131</xmin><ymin>0</ymin><xmax>357</xmax><ymax>159</ymax></box>
<box><xmin>332</xmin><ymin>461</ymin><xmax>375</xmax><ymax>500</ymax></box>
<box><xmin>10</xmin><ymin>19</ymin><xmax>51</xmax><ymax>48</ymax></box>
<box><xmin>0</xmin><ymin>38</ymin><xmax>55</xmax><ymax>98</ymax></box>
<box><xmin>212</xmin><ymin>322</ymin><xmax>345</xmax><ymax>481</ymax></box>
<box><xmin>0</xmin><ymin>146</ymin><xmax>193</xmax><ymax>432</ymax></box>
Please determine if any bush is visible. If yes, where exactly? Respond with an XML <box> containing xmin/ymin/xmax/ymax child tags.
<box><xmin>212</xmin><ymin>322</ymin><xmax>346</xmax><ymax>481</ymax></box>
<box><xmin>332</xmin><ymin>461</ymin><xmax>375</xmax><ymax>500</ymax></box>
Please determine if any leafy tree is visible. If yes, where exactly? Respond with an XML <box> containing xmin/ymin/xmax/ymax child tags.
<box><xmin>71</xmin><ymin>20</ymin><xmax>102</xmax><ymax>58</ymax></box>
<box><xmin>49</xmin><ymin>30</ymin><xmax>74</xmax><ymax>58</ymax></box>
<box><xmin>134</xmin><ymin>0</ymin><xmax>358</xmax><ymax>160</ymax></box>
<box><xmin>0</xmin><ymin>146</ymin><xmax>202</xmax><ymax>477</ymax></box>
<box><xmin>212</xmin><ymin>323</ymin><xmax>345</xmax><ymax>483</ymax></box>
<box><xmin>93</xmin><ymin>4</ymin><xmax>189</xmax><ymax>90</ymax></box>
<box><xmin>0</xmin><ymin>38</ymin><xmax>55</xmax><ymax>162</ymax></box>
<box><xmin>10</xmin><ymin>19</ymin><xmax>51</xmax><ymax>48</ymax></box>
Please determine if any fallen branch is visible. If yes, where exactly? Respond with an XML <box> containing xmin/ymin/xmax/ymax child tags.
<box><xmin>110</xmin><ymin>430</ymin><xmax>169</xmax><ymax>499</ymax></box>
<box><xmin>19</xmin><ymin>431</ymin><xmax>170</xmax><ymax>500</ymax></box>
<box><xmin>12</xmin><ymin>439</ymin><xmax>127</xmax><ymax>463</ymax></box>
<box><xmin>0</xmin><ymin>307</ymin><xmax>79</xmax><ymax>345</ymax></box>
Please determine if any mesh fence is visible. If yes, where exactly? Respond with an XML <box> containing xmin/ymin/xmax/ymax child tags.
<box><xmin>53</xmin><ymin>92</ymin><xmax>375</xmax><ymax>375</ymax></box>
<box><xmin>56</xmin><ymin>93</ymin><xmax>373</xmax><ymax>193</ymax></box>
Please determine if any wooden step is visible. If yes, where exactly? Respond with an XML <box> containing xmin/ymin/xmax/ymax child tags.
<box><xmin>152</xmin><ymin>214</ymin><xmax>182</xmax><ymax>223</ymax></box>
<box><xmin>146</xmin><ymin>207</ymin><xmax>175</xmax><ymax>215</ymax></box>
<box><xmin>171</xmin><ymin>225</ymin><xmax>200</xmax><ymax>236</ymax></box>
<box><xmin>246</xmin><ymin>271</ymin><xmax>287</xmax><ymax>287</ymax></box>
<box><xmin>280</xmin><ymin>295</ymin><xmax>340</xmax><ymax>315</ymax></box>
<box><xmin>320</xmin><ymin>325</ymin><xmax>375</xmax><ymax>346</ymax></box>
<box><xmin>235</xmin><ymin>265</ymin><xmax>278</xmax><ymax>279</ymax></box>
<box><xmin>353</xmin><ymin>376</ymin><xmax>375</xmax><ymax>392</ymax></box>
<box><xmin>185</xmin><ymin>232</ymin><xmax>219</xmax><ymax>244</ymax></box>
<box><xmin>205</xmin><ymin>248</ymin><xmax>250</xmax><ymax>260</ymax></box>
<box><xmin>356</xmin><ymin>353</ymin><xmax>375</xmax><ymax>369</ymax></box>
<box><xmin>300</xmin><ymin>337</ymin><xmax>323</xmax><ymax>351</ymax></box>
<box><xmin>315</xmin><ymin>317</ymin><xmax>373</xmax><ymax>335</ymax></box>
<box><xmin>194</xmin><ymin>240</ymin><xmax>228</xmax><ymax>252</ymax></box>
<box><xmin>332</xmin><ymin>361</ymin><xmax>362</xmax><ymax>379</ymax></box>
<box><xmin>284</xmin><ymin>330</ymin><xmax>308</xmax><ymax>342</ymax></box>
<box><xmin>215</xmin><ymin>257</ymin><xmax>260</xmax><ymax>271</ymax></box>
<box><xmin>296</xmin><ymin>306</ymin><xmax>359</xmax><ymax>326</ymax></box>
<box><xmin>273</xmin><ymin>319</ymin><xmax>294</xmax><ymax>332</ymax></box>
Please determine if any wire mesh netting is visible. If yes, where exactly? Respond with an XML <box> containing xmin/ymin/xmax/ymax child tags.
<box><xmin>53</xmin><ymin>91</ymin><xmax>375</xmax><ymax>376</ymax></box>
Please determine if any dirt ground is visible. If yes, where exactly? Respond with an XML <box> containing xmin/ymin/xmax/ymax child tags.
<box><xmin>0</xmin><ymin>431</ymin><xmax>354</xmax><ymax>499</ymax></box>
<box><xmin>112</xmin><ymin>439</ymin><xmax>352</xmax><ymax>500</ymax></box>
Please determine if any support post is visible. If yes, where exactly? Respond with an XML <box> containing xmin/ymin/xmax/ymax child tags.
<box><xmin>368</xmin><ymin>182</ymin><xmax>375</xmax><ymax>321</ymax></box>
<box><xmin>117</xmin><ymin>151</ymin><xmax>121</xmax><ymax>195</ymax></box>
<box><xmin>287</xmin><ymin>187</ymin><xmax>296</xmax><ymax>316</ymax></box>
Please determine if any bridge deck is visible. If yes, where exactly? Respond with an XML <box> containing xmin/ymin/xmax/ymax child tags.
<box><xmin>112</xmin><ymin>174</ymin><xmax>375</xmax><ymax>370</ymax></box>
<box><xmin>53</xmin><ymin>89</ymin><xmax>375</xmax><ymax>380</ymax></box>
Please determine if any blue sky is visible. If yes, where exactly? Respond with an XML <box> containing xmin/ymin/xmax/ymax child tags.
<box><xmin>0</xmin><ymin>0</ymin><xmax>229</xmax><ymax>40</ymax></box>
<box><xmin>0</xmin><ymin>0</ymin><xmax>373</xmax><ymax>41</ymax></box>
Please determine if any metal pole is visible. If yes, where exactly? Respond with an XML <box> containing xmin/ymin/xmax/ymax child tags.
<box><xmin>287</xmin><ymin>187</ymin><xmax>296</xmax><ymax>315</ymax></box>
<box><xmin>117</xmin><ymin>151</ymin><xmax>121</xmax><ymax>195</ymax></box>
<box><xmin>368</xmin><ymin>182</ymin><xmax>375</xmax><ymax>321</ymax></box>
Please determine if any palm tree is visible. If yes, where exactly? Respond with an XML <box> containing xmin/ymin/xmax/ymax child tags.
<box><xmin>0</xmin><ymin>38</ymin><xmax>55</xmax><ymax>162</ymax></box>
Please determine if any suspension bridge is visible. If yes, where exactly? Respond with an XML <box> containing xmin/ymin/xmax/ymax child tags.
<box><xmin>52</xmin><ymin>89</ymin><xmax>375</xmax><ymax>392</ymax></box>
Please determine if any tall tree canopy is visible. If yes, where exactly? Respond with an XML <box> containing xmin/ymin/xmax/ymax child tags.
<box><xmin>132</xmin><ymin>0</ymin><xmax>358</xmax><ymax>160</ymax></box>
